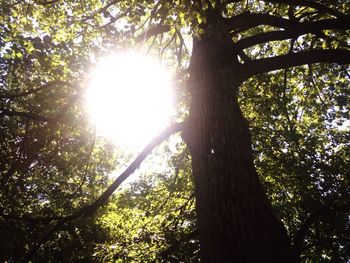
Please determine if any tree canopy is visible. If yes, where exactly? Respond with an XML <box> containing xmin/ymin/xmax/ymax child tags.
<box><xmin>0</xmin><ymin>0</ymin><xmax>349</xmax><ymax>262</ymax></box>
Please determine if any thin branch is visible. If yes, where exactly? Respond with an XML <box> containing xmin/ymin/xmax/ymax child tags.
<box><xmin>176</xmin><ymin>30</ymin><xmax>184</xmax><ymax>67</ymax></box>
<box><xmin>100</xmin><ymin>8</ymin><xmax>132</xmax><ymax>28</ymax></box>
<box><xmin>0</xmin><ymin>109</ymin><xmax>53</xmax><ymax>122</ymax></box>
<box><xmin>242</xmin><ymin>49</ymin><xmax>350</xmax><ymax>79</ymax></box>
<box><xmin>152</xmin><ymin>168</ymin><xmax>180</xmax><ymax>216</ymax></box>
<box><xmin>135</xmin><ymin>24</ymin><xmax>171</xmax><ymax>43</ymax></box>
<box><xmin>0</xmin><ymin>81</ymin><xmax>75</xmax><ymax>99</ymax></box>
<box><xmin>1</xmin><ymin>91</ymin><xmax>82</xmax><ymax>123</ymax></box>
<box><xmin>176</xmin><ymin>29</ymin><xmax>188</xmax><ymax>54</ymax></box>
<box><xmin>160</xmin><ymin>32</ymin><xmax>177</xmax><ymax>60</ymax></box>
<box><xmin>67</xmin><ymin>126</ymin><xmax>96</xmax><ymax>199</ymax></box>
<box><xmin>145</xmin><ymin>35</ymin><xmax>159</xmax><ymax>54</ymax></box>
<box><xmin>1</xmin><ymin>213</ymin><xmax>68</xmax><ymax>224</ymax></box>
<box><xmin>34</xmin><ymin>0</ymin><xmax>60</xmax><ymax>5</ymax></box>
<box><xmin>81</xmin><ymin>0</ymin><xmax>121</xmax><ymax>21</ymax></box>
<box><xmin>132</xmin><ymin>2</ymin><xmax>161</xmax><ymax>34</ymax></box>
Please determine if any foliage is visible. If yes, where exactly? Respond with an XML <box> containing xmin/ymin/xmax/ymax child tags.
<box><xmin>0</xmin><ymin>0</ymin><xmax>349</xmax><ymax>262</ymax></box>
<box><xmin>0</xmin><ymin>1</ymin><xmax>119</xmax><ymax>261</ymax></box>
<box><xmin>240</xmin><ymin>64</ymin><xmax>350</xmax><ymax>262</ymax></box>
<box><xmin>94</xmin><ymin>141</ymin><xmax>198</xmax><ymax>262</ymax></box>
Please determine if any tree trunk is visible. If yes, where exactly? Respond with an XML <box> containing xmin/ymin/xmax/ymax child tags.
<box><xmin>182</xmin><ymin>19</ymin><xmax>295</xmax><ymax>262</ymax></box>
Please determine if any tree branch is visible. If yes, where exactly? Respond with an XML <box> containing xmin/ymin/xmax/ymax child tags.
<box><xmin>81</xmin><ymin>121</ymin><xmax>185</xmax><ymax>217</ymax></box>
<box><xmin>0</xmin><ymin>80</ymin><xmax>75</xmax><ymax>99</ymax></box>
<box><xmin>242</xmin><ymin>49</ymin><xmax>350</xmax><ymax>78</ymax></box>
<box><xmin>81</xmin><ymin>0</ymin><xmax>121</xmax><ymax>21</ymax></box>
<box><xmin>233</xmin><ymin>17</ymin><xmax>350</xmax><ymax>50</ymax></box>
<box><xmin>238</xmin><ymin>50</ymin><xmax>251</xmax><ymax>63</ymax></box>
<box><xmin>0</xmin><ymin>213</ymin><xmax>68</xmax><ymax>224</ymax></box>
<box><xmin>227</xmin><ymin>13</ymin><xmax>297</xmax><ymax>33</ymax></box>
<box><xmin>135</xmin><ymin>24</ymin><xmax>171</xmax><ymax>43</ymax></box>
<box><xmin>20</xmin><ymin>121</ymin><xmax>185</xmax><ymax>262</ymax></box>
<box><xmin>34</xmin><ymin>0</ymin><xmax>60</xmax><ymax>5</ymax></box>
<box><xmin>1</xmin><ymin>92</ymin><xmax>82</xmax><ymax>123</ymax></box>
<box><xmin>261</xmin><ymin>0</ymin><xmax>346</xmax><ymax>18</ymax></box>
<box><xmin>0</xmin><ymin>109</ymin><xmax>53</xmax><ymax>122</ymax></box>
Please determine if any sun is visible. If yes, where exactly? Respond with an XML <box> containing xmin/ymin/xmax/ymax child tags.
<box><xmin>86</xmin><ymin>51</ymin><xmax>174</xmax><ymax>148</ymax></box>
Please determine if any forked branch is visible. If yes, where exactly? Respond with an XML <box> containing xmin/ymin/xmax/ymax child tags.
<box><xmin>261</xmin><ymin>0</ymin><xmax>346</xmax><ymax>18</ymax></box>
<box><xmin>227</xmin><ymin>13</ymin><xmax>297</xmax><ymax>33</ymax></box>
<box><xmin>233</xmin><ymin>17</ymin><xmax>350</xmax><ymax>51</ymax></box>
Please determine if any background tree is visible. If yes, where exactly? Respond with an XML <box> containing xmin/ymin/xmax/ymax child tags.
<box><xmin>0</xmin><ymin>0</ymin><xmax>349</xmax><ymax>262</ymax></box>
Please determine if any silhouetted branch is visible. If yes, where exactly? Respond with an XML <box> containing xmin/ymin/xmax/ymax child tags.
<box><xmin>152</xmin><ymin>168</ymin><xmax>180</xmax><ymax>216</ymax></box>
<box><xmin>227</xmin><ymin>12</ymin><xmax>297</xmax><ymax>33</ymax></box>
<box><xmin>0</xmin><ymin>81</ymin><xmax>75</xmax><ymax>99</ymax></box>
<box><xmin>242</xmin><ymin>49</ymin><xmax>350</xmax><ymax>78</ymax></box>
<box><xmin>34</xmin><ymin>0</ymin><xmax>60</xmax><ymax>5</ymax></box>
<box><xmin>0</xmin><ymin>109</ymin><xmax>53</xmax><ymax>122</ymax></box>
<box><xmin>136</xmin><ymin>24</ymin><xmax>171</xmax><ymax>43</ymax></box>
<box><xmin>81</xmin><ymin>0</ymin><xmax>121</xmax><ymax>21</ymax></box>
<box><xmin>1</xmin><ymin>213</ymin><xmax>68</xmax><ymax>224</ymax></box>
<box><xmin>261</xmin><ymin>0</ymin><xmax>346</xmax><ymax>18</ymax></box>
<box><xmin>233</xmin><ymin>17</ymin><xmax>350</xmax><ymax>50</ymax></box>
<box><xmin>81</xmin><ymin>121</ymin><xmax>185</xmax><ymax>217</ymax></box>
<box><xmin>100</xmin><ymin>8</ymin><xmax>132</xmax><ymax>28</ymax></box>
<box><xmin>0</xmin><ymin>92</ymin><xmax>82</xmax><ymax>123</ymax></box>
<box><xmin>238</xmin><ymin>50</ymin><xmax>251</xmax><ymax>63</ymax></box>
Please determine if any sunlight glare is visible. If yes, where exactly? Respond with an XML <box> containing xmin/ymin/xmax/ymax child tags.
<box><xmin>86</xmin><ymin>51</ymin><xmax>174</xmax><ymax>148</ymax></box>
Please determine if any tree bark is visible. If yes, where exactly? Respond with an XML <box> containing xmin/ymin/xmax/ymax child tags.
<box><xmin>182</xmin><ymin>18</ymin><xmax>295</xmax><ymax>262</ymax></box>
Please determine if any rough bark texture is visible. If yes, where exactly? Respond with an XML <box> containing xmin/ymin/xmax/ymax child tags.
<box><xmin>182</xmin><ymin>15</ymin><xmax>295</xmax><ymax>262</ymax></box>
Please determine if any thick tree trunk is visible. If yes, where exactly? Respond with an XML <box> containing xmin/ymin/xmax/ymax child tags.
<box><xmin>182</xmin><ymin>21</ymin><xmax>295</xmax><ymax>262</ymax></box>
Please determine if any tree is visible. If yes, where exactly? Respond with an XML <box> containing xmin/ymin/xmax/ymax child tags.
<box><xmin>0</xmin><ymin>0</ymin><xmax>349</xmax><ymax>262</ymax></box>
<box><xmin>176</xmin><ymin>1</ymin><xmax>349</xmax><ymax>262</ymax></box>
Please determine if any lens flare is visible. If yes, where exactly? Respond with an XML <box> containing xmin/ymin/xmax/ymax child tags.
<box><xmin>86</xmin><ymin>51</ymin><xmax>174</xmax><ymax>148</ymax></box>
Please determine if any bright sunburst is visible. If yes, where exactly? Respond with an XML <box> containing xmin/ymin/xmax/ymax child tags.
<box><xmin>86</xmin><ymin>51</ymin><xmax>174</xmax><ymax>148</ymax></box>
